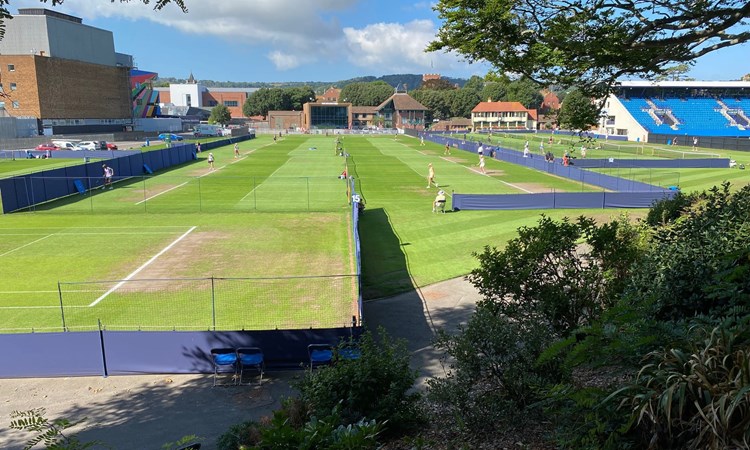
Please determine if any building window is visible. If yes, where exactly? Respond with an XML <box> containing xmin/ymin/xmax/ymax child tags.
<box><xmin>0</xmin><ymin>102</ymin><xmax>4</xmax><ymax>108</ymax></box>
<box><xmin>8</xmin><ymin>64</ymin><xmax>14</xmax><ymax>72</ymax></box>
<box><xmin>208</xmin><ymin>100</ymin><xmax>217</xmax><ymax>107</ymax></box>
<box><xmin>223</xmin><ymin>100</ymin><xmax>238</xmax><ymax>107</ymax></box>
<box><xmin>12</xmin><ymin>101</ymin><xmax>19</xmax><ymax>108</ymax></box>
<box><xmin>185</xmin><ymin>94</ymin><xmax>192</xmax><ymax>107</ymax></box>
<box><xmin>0</xmin><ymin>83</ymin><xmax>3</xmax><ymax>92</ymax></box>
<box><xmin>10</xmin><ymin>82</ymin><xmax>16</xmax><ymax>91</ymax></box>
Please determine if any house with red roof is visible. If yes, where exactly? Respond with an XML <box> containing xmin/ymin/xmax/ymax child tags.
<box><xmin>471</xmin><ymin>101</ymin><xmax>538</xmax><ymax>131</ymax></box>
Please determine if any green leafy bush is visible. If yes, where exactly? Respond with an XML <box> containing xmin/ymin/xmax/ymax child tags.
<box><xmin>468</xmin><ymin>214</ymin><xmax>643</xmax><ymax>337</ymax></box>
<box><xmin>216</xmin><ymin>404</ymin><xmax>384</xmax><ymax>450</ymax></box>
<box><xmin>9</xmin><ymin>408</ymin><xmax>102</xmax><ymax>450</ymax></box>
<box><xmin>428</xmin><ymin>312</ymin><xmax>559</xmax><ymax>433</ymax></box>
<box><xmin>627</xmin><ymin>183</ymin><xmax>750</xmax><ymax>321</ymax></box>
<box><xmin>295</xmin><ymin>329</ymin><xmax>420</xmax><ymax>430</ymax></box>
<box><xmin>615</xmin><ymin>321</ymin><xmax>750</xmax><ymax>449</ymax></box>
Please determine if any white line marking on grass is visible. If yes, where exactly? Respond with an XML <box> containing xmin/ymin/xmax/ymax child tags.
<box><xmin>0</xmin><ymin>234</ymin><xmax>54</xmax><ymax>258</ymax></box>
<box><xmin>239</xmin><ymin>163</ymin><xmax>286</xmax><ymax>202</ymax></box>
<box><xmin>0</xmin><ymin>305</ymin><xmax>86</xmax><ymax>310</ymax></box>
<box><xmin>0</xmin><ymin>290</ymin><xmax>98</xmax><ymax>294</ymax></box>
<box><xmin>198</xmin><ymin>165</ymin><xmax>227</xmax><ymax>178</ymax></box>
<box><xmin>88</xmin><ymin>226</ymin><xmax>197</xmax><ymax>307</ymax></box>
<box><xmin>135</xmin><ymin>182</ymin><xmax>189</xmax><ymax>205</ymax></box>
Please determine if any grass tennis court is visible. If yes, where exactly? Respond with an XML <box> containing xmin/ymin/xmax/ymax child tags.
<box><xmin>1</xmin><ymin>133</ymin><xmax>744</xmax><ymax>332</ymax></box>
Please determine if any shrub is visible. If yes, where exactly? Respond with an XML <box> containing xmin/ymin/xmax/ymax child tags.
<box><xmin>9</xmin><ymin>408</ymin><xmax>102</xmax><ymax>450</ymax></box>
<box><xmin>217</xmin><ymin>404</ymin><xmax>385</xmax><ymax>450</ymax></box>
<box><xmin>615</xmin><ymin>321</ymin><xmax>750</xmax><ymax>449</ymax></box>
<box><xmin>468</xmin><ymin>214</ymin><xmax>643</xmax><ymax>337</ymax></box>
<box><xmin>427</xmin><ymin>313</ymin><xmax>559</xmax><ymax>433</ymax></box>
<box><xmin>295</xmin><ymin>329</ymin><xmax>420</xmax><ymax>431</ymax></box>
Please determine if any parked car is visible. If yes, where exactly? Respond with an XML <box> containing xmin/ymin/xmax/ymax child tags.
<box><xmin>158</xmin><ymin>133</ymin><xmax>184</xmax><ymax>141</ymax></box>
<box><xmin>36</xmin><ymin>143</ymin><xmax>60</xmax><ymax>151</ymax></box>
<box><xmin>78</xmin><ymin>141</ymin><xmax>100</xmax><ymax>150</ymax></box>
<box><xmin>105</xmin><ymin>142</ymin><xmax>118</xmax><ymax>150</ymax></box>
<box><xmin>51</xmin><ymin>141</ymin><xmax>83</xmax><ymax>151</ymax></box>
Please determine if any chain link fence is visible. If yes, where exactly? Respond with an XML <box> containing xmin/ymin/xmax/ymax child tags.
<box><xmin>56</xmin><ymin>275</ymin><xmax>360</xmax><ymax>332</ymax></box>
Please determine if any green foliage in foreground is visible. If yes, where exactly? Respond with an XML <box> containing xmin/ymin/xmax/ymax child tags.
<box><xmin>217</xmin><ymin>329</ymin><xmax>418</xmax><ymax>449</ymax></box>
<box><xmin>9</xmin><ymin>408</ymin><xmax>100</xmax><ymax>450</ymax></box>
<box><xmin>426</xmin><ymin>183</ymin><xmax>750</xmax><ymax>449</ymax></box>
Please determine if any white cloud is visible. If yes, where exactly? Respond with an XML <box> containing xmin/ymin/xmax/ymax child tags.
<box><xmin>11</xmin><ymin>0</ymin><xmax>486</xmax><ymax>76</ymax></box>
<box><xmin>342</xmin><ymin>20</ymin><xmax>474</xmax><ymax>74</ymax></box>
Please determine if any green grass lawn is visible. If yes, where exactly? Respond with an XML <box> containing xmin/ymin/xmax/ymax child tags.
<box><xmin>1</xmin><ymin>133</ymin><xmax>742</xmax><ymax>332</ymax></box>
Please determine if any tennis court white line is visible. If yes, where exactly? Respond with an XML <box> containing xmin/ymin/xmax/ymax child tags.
<box><xmin>0</xmin><ymin>290</ymin><xmax>98</xmax><ymax>294</ymax></box>
<box><xmin>437</xmin><ymin>154</ymin><xmax>534</xmax><ymax>194</ymax></box>
<box><xmin>239</xmin><ymin>162</ymin><xmax>287</xmax><ymax>202</ymax></box>
<box><xmin>0</xmin><ymin>232</ymin><xmax>190</xmax><ymax>236</ymax></box>
<box><xmin>230</xmin><ymin>155</ymin><xmax>249</xmax><ymax>164</ymax></box>
<box><xmin>135</xmin><ymin>182</ymin><xmax>189</xmax><ymax>205</ymax></box>
<box><xmin>0</xmin><ymin>226</ymin><xmax>191</xmax><ymax>230</ymax></box>
<box><xmin>198</xmin><ymin>165</ymin><xmax>228</xmax><ymax>178</ymax></box>
<box><xmin>0</xmin><ymin>234</ymin><xmax>54</xmax><ymax>258</ymax></box>
<box><xmin>88</xmin><ymin>226</ymin><xmax>197</xmax><ymax>307</ymax></box>
<box><xmin>0</xmin><ymin>305</ymin><xmax>86</xmax><ymax>309</ymax></box>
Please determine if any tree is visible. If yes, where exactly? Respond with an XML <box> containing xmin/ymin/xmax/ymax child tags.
<box><xmin>287</xmin><ymin>86</ymin><xmax>316</xmax><ymax>111</ymax></box>
<box><xmin>504</xmin><ymin>78</ymin><xmax>543</xmax><ymax>110</ymax></box>
<box><xmin>1</xmin><ymin>0</ymin><xmax>187</xmax><ymax>39</ymax></box>
<box><xmin>448</xmin><ymin>88</ymin><xmax>480</xmax><ymax>118</ymax></box>
<box><xmin>243</xmin><ymin>88</ymin><xmax>290</xmax><ymax>117</ymax></box>
<box><xmin>556</xmin><ymin>89</ymin><xmax>599</xmax><ymax>130</ymax></box>
<box><xmin>480</xmin><ymin>82</ymin><xmax>507</xmax><ymax>103</ymax></box>
<box><xmin>209</xmin><ymin>104</ymin><xmax>231</xmax><ymax>126</ymax></box>
<box><xmin>340</xmin><ymin>81</ymin><xmax>393</xmax><ymax>106</ymax></box>
<box><xmin>654</xmin><ymin>63</ymin><xmax>695</xmax><ymax>81</ymax></box>
<box><xmin>428</xmin><ymin>0</ymin><xmax>750</xmax><ymax>117</ymax></box>
<box><xmin>461</xmin><ymin>75</ymin><xmax>485</xmax><ymax>94</ymax></box>
<box><xmin>411</xmin><ymin>89</ymin><xmax>452</xmax><ymax>121</ymax></box>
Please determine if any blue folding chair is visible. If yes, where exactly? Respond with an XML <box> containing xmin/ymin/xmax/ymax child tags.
<box><xmin>237</xmin><ymin>347</ymin><xmax>265</xmax><ymax>386</ymax></box>
<box><xmin>308</xmin><ymin>344</ymin><xmax>333</xmax><ymax>370</ymax></box>
<box><xmin>337</xmin><ymin>342</ymin><xmax>361</xmax><ymax>361</ymax></box>
<box><xmin>211</xmin><ymin>348</ymin><xmax>238</xmax><ymax>386</ymax></box>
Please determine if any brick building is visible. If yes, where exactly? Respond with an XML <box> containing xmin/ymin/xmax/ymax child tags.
<box><xmin>155</xmin><ymin>76</ymin><xmax>258</xmax><ymax>120</ymax></box>
<box><xmin>0</xmin><ymin>8</ymin><xmax>133</xmax><ymax>134</ymax></box>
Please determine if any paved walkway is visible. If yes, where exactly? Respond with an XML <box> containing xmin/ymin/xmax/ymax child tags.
<box><xmin>0</xmin><ymin>277</ymin><xmax>480</xmax><ymax>450</ymax></box>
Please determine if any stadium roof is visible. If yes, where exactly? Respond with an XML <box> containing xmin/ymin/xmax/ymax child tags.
<box><xmin>618</xmin><ymin>81</ymin><xmax>750</xmax><ymax>89</ymax></box>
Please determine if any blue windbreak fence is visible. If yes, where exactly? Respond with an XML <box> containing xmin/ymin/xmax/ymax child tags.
<box><xmin>413</xmin><ymin>132</ymin><xmax>723</xmax><ymax>210</ymax></box>
<box><xmin>0</xmin><ymin>135</ymin><xmax>254</xmax><ymax>213</ymax></box>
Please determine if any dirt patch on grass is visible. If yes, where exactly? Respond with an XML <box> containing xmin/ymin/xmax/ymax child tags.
<box><xmin>509</xmin><ymin>182</ymin><xmax>552</xmax><ymax>193</ymax></box>
<box><xmin>441</xmin><ymin>156</ymin><xmax>468</xmax><ymax>163</ymax></box>
<box><xmin>126</xmin><ymin>231</ymin><xmax>229</xmax><ymax>287</ymax></box>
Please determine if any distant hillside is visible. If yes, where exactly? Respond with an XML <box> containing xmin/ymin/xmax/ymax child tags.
<box><xmin>153</xmin><ymin>74</ymin><xmax>467</xmax><ymax>92</ymax></box>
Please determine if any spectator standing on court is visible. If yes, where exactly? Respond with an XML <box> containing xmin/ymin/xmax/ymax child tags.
<box><xmin>102</xmin><ymin>164</ymin><xmax>114</xmax><ymax>189</ymax></box>
<box><xmin>477</xmin><ymin>144</ymin><xmax>484</xmax><ymax>158</ymax></box>
<box><xmin>692</xmin><ymin>137</ymin><xmax>698</xmax><ymax>151</ymax></box>
<box><xmin>444</xmin><ymin>142</ymin><xmax>451</xmax><ymax>155</ymax></box>
<box><xmin>427</xmin><ymin>163</ymin><xmax>438</xmax><ymax>188</ymax></box>
<box><xmin>234</xmin><ymin>143</ymin><xmax>240</xmax><ymax>158</ymax></box>
<box><xmin>208</xmin><ymin>152</ymin><xmax>215</xmax><ymax>170</ymax></box>
<box><xmin>420</xmin><ymin>135</ymin><xmax>425</xmax><ymax>146</ymax></box>
<box><xmin>196</xmin><ymin>142</ymin><xmax>201</xmax><ymax>153</ymax></box>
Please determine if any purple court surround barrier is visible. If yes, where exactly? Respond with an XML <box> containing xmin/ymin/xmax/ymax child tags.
<box><xmin>0</xmin><ymin>328</ymin><xmax>361</xmax><ymax>378</ymax></box>
<box><xmin>0</xmin><ymin>135</ymin><xmax>255</xmax><ymax>214</ymax></box>
<box><xmin>411</xmin><ymin>131</ymin><xmax>732</xmax><ymax>210</ymax></box>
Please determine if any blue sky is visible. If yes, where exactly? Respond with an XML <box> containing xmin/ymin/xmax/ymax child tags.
<box><xmin>13</xmin><ymin>0</ymin><xmax>750</xmax><ymax>83</ymax></box>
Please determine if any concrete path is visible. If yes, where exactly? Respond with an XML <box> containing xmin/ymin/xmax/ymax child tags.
<box><xmin>0</xmin><ymin>277</ymin><xmax>480</xmax><ymax>450</ymax></box>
